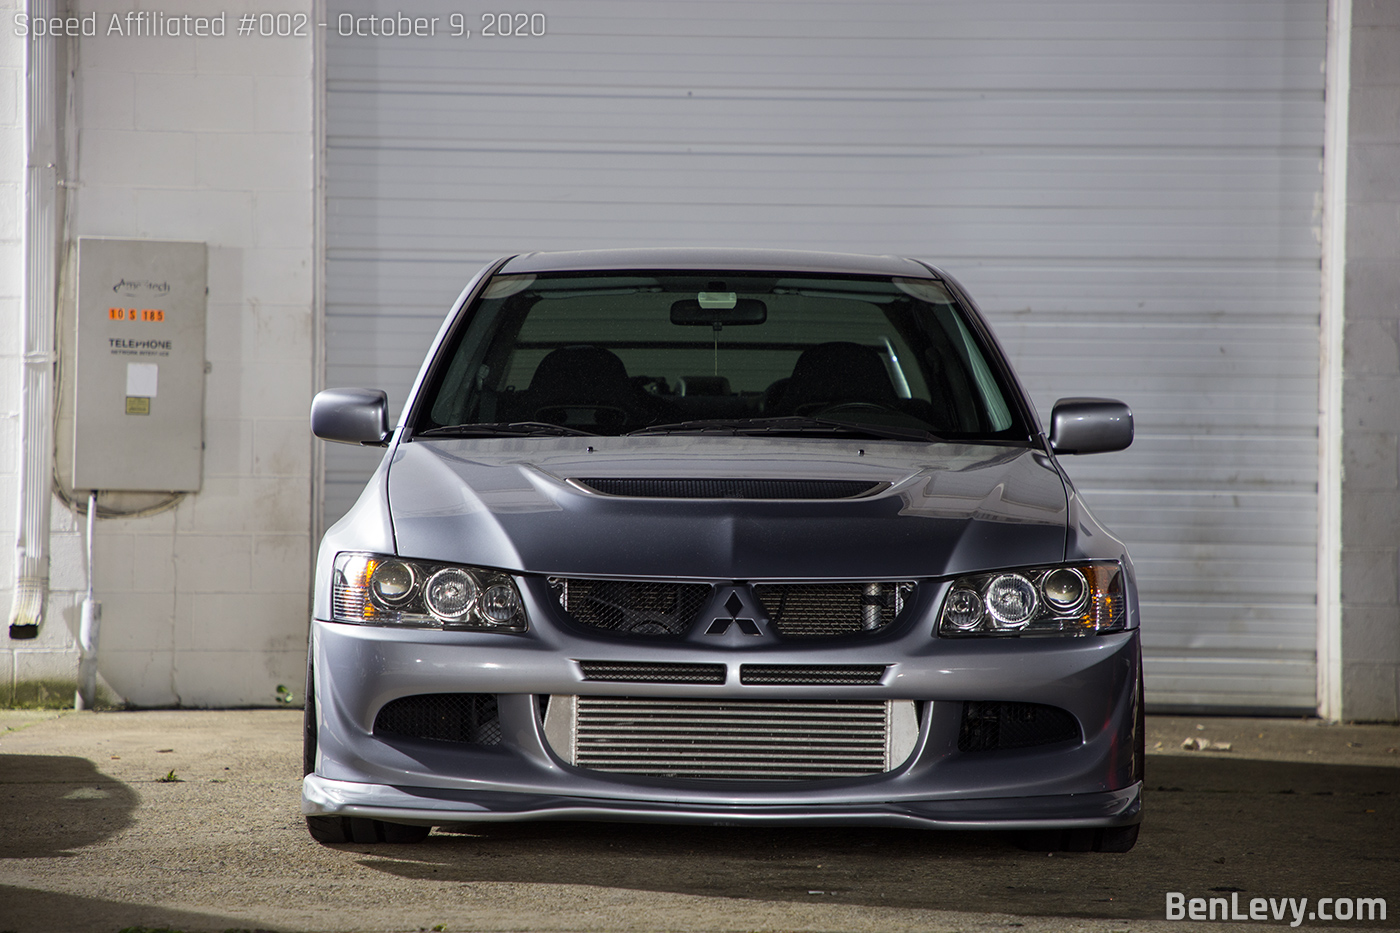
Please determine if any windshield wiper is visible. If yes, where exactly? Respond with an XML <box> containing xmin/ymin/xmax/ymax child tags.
<box><xmin>627</xmin><ymin>416</ymin><xmax>941</xmax><ymax>443</ymax></box>
<box><xmin>415</xmin><ymin>421</ymin><xmax>596</xmax><ymax>438</ymax></box>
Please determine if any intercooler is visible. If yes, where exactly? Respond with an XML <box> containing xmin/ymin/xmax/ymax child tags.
<box><xmin>543</xmin><ymin>696</ymin><xmax>920</xmax><ymax>780</ymax></box>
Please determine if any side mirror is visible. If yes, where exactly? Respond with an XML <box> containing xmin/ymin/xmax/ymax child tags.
<box><xmin>311</xmin><ymin>388</ymin><xmax>390</xmax><ymax>445</ymax></box>
<box><xmin>1049</xmin><ymin>398</ymin><xmax>1133</xmax><ymax>455</ymax></box>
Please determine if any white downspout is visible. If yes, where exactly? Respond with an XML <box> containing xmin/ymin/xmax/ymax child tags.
<box><xmin>1317</xmin><ymin>0</ymin><xmax>1351</xmax><ymax>721</ymax></box>
<box><xmin>75</xmin><ymin>492</ymin><xmax>100</xmax><ymax>708</ymax></box>
<box><xmin>8</xmin><ymin>0</ymin><xmax>65</xmax><ymax>641</ymax></box>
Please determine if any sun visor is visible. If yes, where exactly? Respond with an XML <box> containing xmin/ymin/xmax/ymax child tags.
<box><xmin>482</xmin><ymin>275</ymin><xmax>535</xmax><ymax>299</ymax></box>
<box><xmin>892</xmin><ymin>277</ymin><xmax>953</xmax><ymax>304</ymax></box>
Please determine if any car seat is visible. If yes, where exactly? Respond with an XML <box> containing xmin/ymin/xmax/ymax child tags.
<box><xmin>770</xmin><ymin>341</ymin><xmax>900</xmax><ymax>415</ymax></box>
<box><xmin>519</xmin><ymin>346</ymin><xmax>645</xmax><ymax>429</ymax></box>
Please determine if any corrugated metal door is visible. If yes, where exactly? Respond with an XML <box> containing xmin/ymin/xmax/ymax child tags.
<box><xmin>324</xmin><ymin>0</ymin><xmax>1325</xmax><ymax>711</ymax></box>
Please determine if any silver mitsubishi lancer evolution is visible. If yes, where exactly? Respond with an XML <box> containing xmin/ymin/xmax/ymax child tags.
<box><xmin>304</xmin><ymin>248</ymin><xmax>1142</xmax><ymax>852</ymax></box>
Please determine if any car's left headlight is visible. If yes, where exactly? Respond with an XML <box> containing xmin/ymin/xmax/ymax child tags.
<box><xmin>936</xmin><ymin>561</ymin><xmax>1125</xmax><ymax>637</ymax></box>
<box><xmin>331</xmin><ymin>552</ymin><xmax>527</xmax><ymax>632</ymax></box>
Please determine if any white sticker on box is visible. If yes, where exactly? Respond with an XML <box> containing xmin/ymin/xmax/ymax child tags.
<box><xmin>126</xmin><ymin>362</ymin><xmax>158</xmax><ymax>397</ymax></box>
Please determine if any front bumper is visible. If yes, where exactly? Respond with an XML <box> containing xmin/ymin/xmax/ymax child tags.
<box><xmin>305</xmin><ymin>608</ymin><xmax>1143</xmax><ymax>830</ymax></box>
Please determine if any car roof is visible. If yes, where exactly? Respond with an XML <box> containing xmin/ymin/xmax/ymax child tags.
<box><xmin>498</xmin><ymin>248</ymin><xmax>942</xmax><ymax>278</ymax></box>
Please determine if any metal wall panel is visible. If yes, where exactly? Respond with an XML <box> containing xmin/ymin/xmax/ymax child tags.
<box><xmin>325</xmin><ymin>0</ymin><xmax>1326</xmax><ymax>711</ymax></box>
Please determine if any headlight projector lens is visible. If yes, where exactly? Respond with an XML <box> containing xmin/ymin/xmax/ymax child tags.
<box><xmin>369</xmin><ymin>560</ymin><xmax>416</xmax><ymax>606</ymax></box>
<box><xmin>424</xmin><ymin>567</ymin><xmax>479</xmax><ymax>620</ymax></box>
<box><xmin>1042</xmin><ymin>567</ymin><xmax>1087</xmax><ymax>611</ymax></box>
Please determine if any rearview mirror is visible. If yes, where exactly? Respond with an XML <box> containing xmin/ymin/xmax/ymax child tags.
<box><xmin>311</xmin><ymin>388</ymin><xmax>390</xmax><ymax>446</ymax></box>
<box><xmin>670</xmin><ymin>297</ymin><xmax>767</xmax><ymax>326</ymax></box>
<box><xmin>1049</xmin><ymin>398</ymin><xmax>1133</xmax><ymax>455</ymax></box>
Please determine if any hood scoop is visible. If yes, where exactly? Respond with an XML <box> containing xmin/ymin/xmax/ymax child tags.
<box><xmin>569</xmin><ymin>478</ymin><xmax>886</xmax><ymax>500</ymax></box>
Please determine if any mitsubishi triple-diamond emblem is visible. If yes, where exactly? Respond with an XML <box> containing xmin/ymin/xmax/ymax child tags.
<box><xmin>705</xmin><ymin>591</ymin><xmax>761</xmax><ymax>636</ymax></box>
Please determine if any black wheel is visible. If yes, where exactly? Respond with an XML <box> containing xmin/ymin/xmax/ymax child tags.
<box><xmin>302</xmin><ymin>656</ymin><xmax>431</xmax><ymax>845</ymax></box>
<box><xmin>306</xmin><ymin>815</ymin><xmax>431</xmax><ymax>844</ymax></box>
<box><xmin>1096</xmin><ymin>822</ymin><xmax>1141</xmax><ymax>853</ymax></box>
<box><xmin>1013</xmin><ymin>823</ymin><xmax>1140</xmax><ymax>853</ymax></box>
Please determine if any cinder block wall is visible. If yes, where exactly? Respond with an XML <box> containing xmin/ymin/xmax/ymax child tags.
<box><xmin>0</xmin><ymin>0</ymin><xmax>315</xmax><ymax>706</ymax></box>
<box><xmin>1341</xmin><ymin>0</ymin><xmax>1400</xmax><ymax>721</ymax></box>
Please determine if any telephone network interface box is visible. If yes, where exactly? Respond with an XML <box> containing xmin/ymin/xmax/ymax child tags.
<box><xmin>70</xmin><ymin>237</ymin><xmax>207</xmax><ymax>492</ymax></box>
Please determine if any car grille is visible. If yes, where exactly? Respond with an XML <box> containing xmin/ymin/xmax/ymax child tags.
<box><xmin>550</xmin><ymin>579</ymin><xmax>918</xmax><ymax>640</ymax></box>
<box><xmin>551</xmin><ymin>578</ymin><xmax>712</xmax><ymax>637</ymax></box>
<box><xmin>752</xmin><ymin>582</ymin><xmax>915</xmax><ymax>638</ymax></box>
<box><xmin>957</xmin><ymin>701</ymin><xmax>1081</xmax><ymax>752</ymax></box>
<box><xmin>373</xmin><ymin>693</ymin><xmax>502</xmax><ymax>745</ymax></box>
<box><xmin>739</xmin><ymin>664</ymin><xmax>888</xmax><ymax>685</ymax></box>
<box><xmin>543</xmin><ymin>696</ymin><xmax>919</xmax><ymax>780</ymax></box>
<box><xmin>571</xmin><ymin>478</ymin><xmax>884</xmax><ymax>499</ymax></box>
<box><xmin>578</xmin><ymin>661</ymin><xmax>727</xmax><ymax>684</ymax></box>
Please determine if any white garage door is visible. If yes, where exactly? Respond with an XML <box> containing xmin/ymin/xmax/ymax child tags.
<box><xmin>323</xmin><ymin>0</ymin><xmax>1326</xmax><ymax>712</ymax></box>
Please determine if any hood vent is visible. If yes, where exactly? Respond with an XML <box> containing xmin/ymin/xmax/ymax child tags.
<box><xmin>571</xmin><ymin>478</ymin><xmax>884</xmax><ymax>499</ymax></box>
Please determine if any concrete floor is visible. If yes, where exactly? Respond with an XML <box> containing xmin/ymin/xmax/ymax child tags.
<box><xmin>0</xmin><ymin>709</ymin><xmax>1395</xmax><ymax>933</ymax></box>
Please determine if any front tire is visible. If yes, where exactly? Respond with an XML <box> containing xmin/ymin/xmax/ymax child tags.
<box><xmin>306</xmin><ymin>814</ymin><xmax>431</xmax><ymax>844</ymax></box>
<box><xmin>1013</xmin><ymin>823</ymin><xmax>1140</xmax><ymax>853</ymax></box>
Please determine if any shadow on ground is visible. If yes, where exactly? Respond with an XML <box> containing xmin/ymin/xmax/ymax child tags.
<box><xmin>0</xmin><ymin>885</ymin><xmax>274</xmax><ymax>933</ymax></box>
<box><xmin>0</xmin><ymin>755</ymin><xmax>139</xmax><ymax>859</ymax></box>
<box><xmin>0</xmin><ymin>737</ymin><xmax>1394</xmax><ymax>931</ymax></box>
<box><xmin>348</xmin><ymin>757</ymin><xmax>1397</xmax><ymax>922</ymax></box>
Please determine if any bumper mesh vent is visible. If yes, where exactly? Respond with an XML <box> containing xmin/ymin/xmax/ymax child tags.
<box><xmin>374</xmin><ymin>693</ymin><xmax>502</xmax><ymax>745</ymax></box>
<box><xmin>551</xmin><ymin>578</ymin><xmax>712</xmax><ymax>637</ymax></box>
<box><xmin>957</xmin><ymin>701</ymin><xmax>1080</xmax><ymax>752</ymax></box>
<box><xmin>546</xmin><ymin>696</ymin><xmax>918</xmax><ymax>780</ymax></box>
<box><xmin>740</xmin><ymin>664</ymin><xmax>888</xmax><ymax>686</ymax></box>
<box><xmin>573</xmin><ymin>478</ymin><xmax>883</xmax><ymax>499</ymax></box>
<box><xmin>753</xmin><ymin>582</ymin><xmax>915</xmax><ymax>638</ymax></box>
<box><xmin>579</xmin><ymin>661</ymin><xmax>726</xmax><ymax>684</ymax></box>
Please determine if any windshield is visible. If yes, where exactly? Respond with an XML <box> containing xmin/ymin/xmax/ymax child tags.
<box><xmin>414</xmin><ymin>271</ymin><xmax>1028</xmax><ymax>441</ymax></box>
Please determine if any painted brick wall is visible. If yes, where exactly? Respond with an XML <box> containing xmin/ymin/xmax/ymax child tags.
<box><xmin>1341</xmin><ymin>0</ymin><xmax>1400</xmax><ymax>721</ymax></box>
<box><xmin>0</xmin><ymin>0</ymin><xmax>315</xmax><ymax>706</ymax></box>
<box><xmin>0</xmin><ymin>0</ymin><xmax>22</xmax><ymax>703</ymax></box>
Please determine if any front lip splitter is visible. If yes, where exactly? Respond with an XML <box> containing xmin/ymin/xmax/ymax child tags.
<box><xmin>303</xmin><ymin>773</ymin><xmax>1143</xmax><ymax>831</ymax></box>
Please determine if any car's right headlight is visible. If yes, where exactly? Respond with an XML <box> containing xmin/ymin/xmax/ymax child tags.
<box><xmin>936</xmin><ymin>561</ymin><xmax>1125</xmax><ymax>637</ymax></box>
<box><xmin>331</xmin><ymin>552</ymin><xmax>527</xmax><ymax>632</ymax></box>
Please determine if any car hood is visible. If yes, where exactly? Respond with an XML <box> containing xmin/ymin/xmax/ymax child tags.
<box><xmin>386</xmin><ymin>436</ymin><xmax>1068</xmax><ymax>579</ymax></box>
